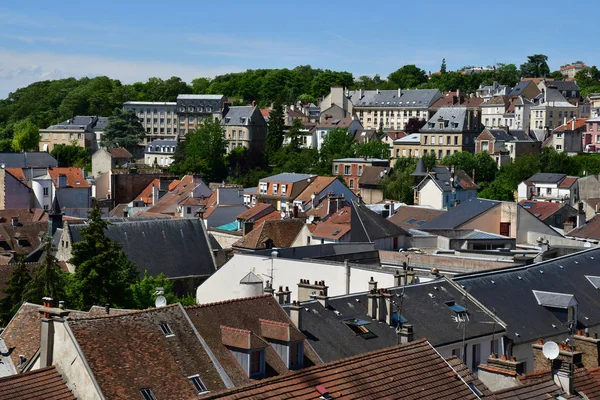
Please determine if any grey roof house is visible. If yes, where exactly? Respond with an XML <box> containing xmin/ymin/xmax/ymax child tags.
<box><xmin>0</xmin><ymin>152</ymin><xmax>58</xmax><ymax>169</ymax></box>
<box><xmin>221</xmin><ymin>105</ymin><xmax>267</xmax><ymax>152</ymax></box>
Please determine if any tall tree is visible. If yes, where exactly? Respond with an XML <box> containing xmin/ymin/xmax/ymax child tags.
<box><xmin>352</xmin><ymin>140</ymin><xmax>390</xmax><ymax>160</ymax></box>
<box><xmin>520</xmin><ymin>54</ymin><xmax>551</xmax><ymax>78</ymax></box>
<box><xmin>388</xmin><ymin>65</ymin><xmax>428</xmax><ymax>88</ymax></box>
<box><xmin>23</xmin><ymin>236</ymin><xmax>68</xmax><ymax>304</ymax></box>
<box><xmin>170</xmin><ymin>117</ymin><xmax>227</xmax><ymax>182</ymax></box>
<box><xmin>285</xmin><ymin>118</ymin><xmax>304</xmax><ymax>153</ymax></box>
<box><xmin>440</xmin><ymin>59</ymin><xmax>447</xmax><ymax>74</ymax></box>
<box><xmin>494</xmin><ymin>64</ymin><xmax>520</xmax><ymax>87</ymax></box>
<box><xmin>12</xmin><ymin>119</ymin><xmax>40</xmax><ymax>151</ymax></box>
<box><xmin>130</xmin><ymin>272</ymin><xmax>195</xmax><ymax>309</ymax></box>
<box><xmin>0</xmin><ymin>255</ymin><xmax>31</xmax><ymax>325</ymax></box>
<box><xmin>405</xmin><ymin>118</ymin><xmax>427</xmax><ymax>134</ymax></box>
<box><xmin>101</xmin><ymin>108</ymin><xmax>146</xmax><ymax>152</ymax></box>
<box><xmin>265</xmin><ymin>102</ymin><xmax>285</xmax><ymax>162</ymax></box>
<box><xmin>69</xmin><ymin>205</ymin><xmax>138</xmax><ymax>309</ymax></box>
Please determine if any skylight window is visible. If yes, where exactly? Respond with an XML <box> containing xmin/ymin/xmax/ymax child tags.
<box><xmin>445</xmin><ymin>301</ymin><xmax>467</xmax><ymax>313</ymax></box>
<box><xmin>140</xmin><ymin>388</ymin><xmax>157</xmax><ymax>400</ymax></box>
<box><xmin>406</xmin><ymin>218</ymin><xmax>417</xmax><ymax>224</ymax></box>
<box><xmin>344</xmin><ymin>318</ymin><xmax>376</xmax><ymax>338</ymax></box>
<box><xmin>332</xmin><ymin>230</ymin><xmax>340</xmax><ymax>236</ymax></box>
<box><xmin>159</xmin><ymin>322</ymin><xmax>174</xmax><ymax>337</ymax></box>
<box><xmin>189</xmin><ymin>375</ymin><xmax>209</xmax><ymax>394</ymax></box>
<box><xmin>416</xmin><ymin>220</ymin><xmax>426</xmax><ymax>226</ymax></box>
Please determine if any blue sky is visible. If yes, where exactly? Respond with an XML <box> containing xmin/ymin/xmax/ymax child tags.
<box><xmin>1</xmin><ymin>0</ymin><xmax>599</xmax><ymax>98</ymax></box>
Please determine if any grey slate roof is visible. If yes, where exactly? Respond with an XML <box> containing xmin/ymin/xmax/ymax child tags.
<box><xmin>221</xmin><ymin>106</ymin><xmax>255</xmax><ymax>126</ymax></box>
<box><xmin>283</xmin><ymin>277</ymin><xmax>505</xmax><ymax>362</ymax></box>
<box><xmin>348</xmin><ymin>89</ymin><xmax>441</xmax><ymax>109</ymax></box>
<box><xmin>421</xmin><ymin>198</ymin><xmax>500</xmax><ymax>230</ymax></box>
<box><xmin>455</xmin><ymin>246</ymin><xmax>600</xmax><ymax>344</ymax></box>
<box><xmin>532</xmin><ymin>290</ymin><xmax>576</xmax><ymax>309</ymax></box>
<box><xmin>69</xmin><ymin>219</ymin><xmax>216</xmax><ymax>279</ymax></box>
<box><xmin>0</xmin><ymin>152</ymin><xmax>58</xmax><ymax>168</ymax></box>
<box><xmin>333</xmin><ymin>158</ymin><xmax>388</xmax><ymax>163</ymax></box>
<box><xmin>544</xmin><ymin>80</ymin><xmax>580</xmax><ymax>92</ymax></box>
<box><xmin>420</xmin><ymin>107</ymin><xmax>469</xmax><ymax>132</ymax></box>
<box><xmin>411</xmin><ymin>157</ymin><xmax>427</xmax><ymax>177</ymax></box>
<box><xmin>487</xmin><ymin>129</ymin><xmax>534</xmax><ymax>142</ymax></box>
<box><xmin>507</xmin><ymin>81</ymin><xmax>531</xmax><ymax>97</ymax></box>
<box><xmin>239</xmin><ymin>271</ymin><xmax>263</xmax><ymax>284</ymax></box>
<box><xmin>416</xmin><ymin>167</ymin><xmax>478</xmax><ymax>193</ymax></box>
<box><xmin>145</xmin><ymin>139</ymin><xmax>178</xmax><ymax>153</ymax></box>
<box><xmin>93</xmin><ymin>117</ymin><xmax>109</xmax><ymax>132</ymax></box>
<box><xmin>260</xmin><ymin>173</ymin><xmax>315</xmax><ymax>183</ymax></box>
<box><xmin>527</xmin><ymin>173</ymin><xmax>567</xmax><ymax>184</ymax></box>
<box><xmin>350</xmin><ymin>200</ymin><xmax>407</xmax><ymax>242</ymax></box>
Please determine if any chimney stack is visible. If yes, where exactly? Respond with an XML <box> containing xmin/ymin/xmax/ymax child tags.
<box><xmin>477</xmin><ymin>353</ymin><xmax>526</xmax><ymax>392</ymax></box>
<box><xmin>368</xmin><ymin>277</ymin><xmax>377</xmax><ymax>292</ymax></box>
<box><xmin>407</xmin><ymin>267</ymin><xmax>416</xmax><ymax>285</ymax></box>
<box><xmin>397</xmin><ymin>88</ymin><xmax>402</xmax><ymax>98</ymax></box>
<box><xmin>315</xmin><ymin>290</ymin><xmax>329</xmax><ymax>308</ymax></box>
<box><xmin>264</xmin><ymin>280</ymin><xmax>275</xmax><ymax>295</ymax></box>
<box><xmin>38</xmin><ymin>297</ymin><xmax>70</xmax><ymax>368</ymax></box>
<box><xmin>377</xmin><ymin>289</ymin><xmax>394</xmax><ymax>325</ymax></box>
<box><xmin>577</xmin><ymin>201</ymin><xmax>586</xmax><ymax>228</ymax></box>
<box><xmin>367</xmin><ymin>289</ymin><xmax>379</xmax><ymax>319</ymax></box>
<box><xmin>400</xmin><ymin>324</ymin><xmax>414</xmax><ymax>344</ymax></box>
<box><xmin>297</xmin><ymin>279</ymin><xmax>328</xmax><ymax>302</ymax></box>
<box><xmin>11</xmin><ymin>216</ymin><xmax>18</xmax><ymax>228</ymax></box>
<box><xmin>394</xmin><ymin>270</ymin><xmax>402</xmax><ymax>286</ymax></box>
<box><xmin>289</xmin><ymin>301</ymin><xmax>302</xmax><ymax>331</ymax></box>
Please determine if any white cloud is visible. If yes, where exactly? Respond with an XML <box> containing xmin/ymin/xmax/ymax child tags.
<box><xmin>0</xmin><ymin>49</ymin><xmax>242</xmax><ymax>98</ymax></box>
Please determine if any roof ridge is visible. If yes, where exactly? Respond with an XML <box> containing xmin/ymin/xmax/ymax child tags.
<box><xmin>185</xmin><ymin>294</ymin><xmax>272</xmax><ymax>310</ymax></box>
<box><xmin>220</xmin><ymin>325</ymin><xmax>252</xmax><ymax>334</ymax></box>
<box><xmin>68</xmin><ymin>303</ymin><xmax>177</xmax><ymax>321</ymax></box>
<box><xmin>258</xmin><ymin>318</ymin><xmax>291</xmax><ymax>327</ymax></box>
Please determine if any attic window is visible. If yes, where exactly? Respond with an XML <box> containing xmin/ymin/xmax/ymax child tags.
<box><xmin>406</xmin><ymin>218</ymin><xmax>417</xmax><ymax>224</ymax></box>
<box><xmin>344</xmin><ymin>318</ymin><xmax>376</xmax><ymax>338</ymax></box>
<box><xmin>189</xmin><ymin>375</ymin><xmax>209</xmax><ymax>394</ymax></box>
<box><xmin>586</xmin><ymin>276</ymin><xmax>600</xmax><ymax>289</ymax></box>
<box><xmin>416</xmin><ymin>220</ymin><xmax>426</xmax><ymax>226</ymax></box>
<box><xmin>445</xmin><ymin>301</ymin><xmax>467</xmax><ymax>313</ymax></box>
<box><xmin>332</xmin><ymin>230</ymin><xmax>340</xmax><ymax>236</ymax></box>
<box><xmin>159</xmin><ymin>322</ymin><xmax>174</xmax><ymax>337</ymax></box>
<box><xmin>140</xmin><ymin>388</ymin><xmax>157</xmax><ymax>400</ymax></box>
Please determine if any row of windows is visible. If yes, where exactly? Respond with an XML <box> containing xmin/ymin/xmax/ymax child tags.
<box><xmin>178</xmin><ymin>106</ymin><xmax>212</xmax><ymax>113</ymax></box>
<box><xmin>147</xmin><ymin>145</ymin><xmax>175</xmax><ymax>153</ymax></box>
<box><xmin>394</xmin><ymin>148</ymin><xmax>460</xmax><ymax>159</ymax></box>
<box><xmin>333</xmin><ymin>164</ymin><xmax>363</xmax><ymax>176</ymax></box>
<box><xmin>423</xmin><ymin>135</ymin><xmax>461</xmax><ymax>145</ymax></box>
<box><xmin>534</xmin><ymin>110</ymin><xmax>575</xmax><ymax>119</ymax></box>
<box><xmin>259</xmin><ymin>182</ymin><xmax>287</xmax><ymax>195</ymax></box>
<box><xmin>359</xmin><ymin>110</ymin><xmax>427</xmax><ymax>117</ymax></box>
<box><xmin>228</xmin><ymin>130</ymin><xmax>245</xmax><ymax>139</ymax></box>
<box><xmin>134</xmin><ymin>108</ymin><xmax>175</xmax><ymax>114</ymax></box>
<box><xmin>588</xmin><ymin>123</ymin><xmax>600</xmax><ymax>132</ymax></box>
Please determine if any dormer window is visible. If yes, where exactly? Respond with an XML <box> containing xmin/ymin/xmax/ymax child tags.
<box><xmin>259</xmin><ymin>319</ymin><xmax>305</xmax><ymax>370</ymax></box>
<box><xmin>221</xmin><ymin>326</ymin><xmax>267</xmax><ymax>379</ymax></box>
<box><xmin>189</xmin><ymin>375</ymin><xmax>209</xmax><ymax>395</ymax></box>
<box><xmin>140</xmin><ymin>388</ymin><xmax>157</xmax><ymax>400</ymax></box>
<box><xmin>159</xmin><ymin>322</ymin><xmax>174</xmax><ymax>337</ymax></box>
<box><xmin>272</xmin><ymin>184</ymin><xmax>278</xmax><ymax>195</ymax></box>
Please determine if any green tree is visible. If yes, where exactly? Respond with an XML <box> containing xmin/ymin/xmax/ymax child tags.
<box><xmin>191</xmin><ymin>77</ymin><xmax>211</xmax><ymax>94</ymax></box>
<box><xmin>23</xmin><ymin>236</ymin><xmax>69</xmax><ymax>304</ymax></box>
<box><xmin>130</xmin><ymin>272</ymin><xmax>195</xmax><ymax>309</ymax></box>
<box><xmin>473</xmin><ymin>151</ymin><xmax>499</xmax><ymax>185</ymax></box>
<box><xmin>265</xmin><ymin>102</ymin><xmax>285</xmax><ymax>162</ymax></box>
<box><xmin>352</xmin><ymin>140</ymin><xmax>390</xmax><ymax>160</ymax></box>
<box><xmin>101</xmin><ymin>108</ymin><xmax>146</xmax><ymax>152</ymax></box>
<box><xmin>12</xmin><ymin>119</ymin><xmax>40</xmax><ymax>151</ymax></box>
<box><xmin>171</xmin><ymin>117</ymin><xmax>227</xmax><ymax>182</ymax></box>
<box><xmin>440</xmin><ymin>59</ymin><xmax>447</xmax><ymax>74</ymax></box>
<box><xmin>69</xmin><ymin>205</ymin><xmax>138</xmax><ymax>309</ymax></box>
<box><xmin>520</xmin><ymin>54</ymin><xmax>551</xmax><ymax>78</ymax></box>
<box><xmin>382</xmin><ymin>157</ymin><xmax>419</xmax><ymax>203</ymax></box>
<box><xmin>575</xmin><ymin>67</ymin><xmax>600</xmax><ymax>97</ymax></box>
<box><xmin>320</xmin><ymin>128</ymin><xmax>355</xmax><ymax>164</ymax></box>
<box><xmin>0</xmin><ymin>255</ymin><xmax>31</xmax><ymax>325</ymax></box>
<box><xmin>51</xmin><ymin>144</ymin><xmax>91</xmax><ymax>168</ymax></box>
<box><xmin>549</xmin><ymin>71</ymin><xmax>564</xmax><ymax>80</ymax></box>
<box><xmin>285</xmin><ymin>118</ymin><xmax>304</xmax><ymax>153</ymax></box>
<box><xmin>494</xmin><ymin>64</ymin><xmax>520</xmax><ymax>87</ymax></box>
<box><xmin>388</xmin><ymin>65</ymin><xmax>428</xmax><ymax>88</ymax></box>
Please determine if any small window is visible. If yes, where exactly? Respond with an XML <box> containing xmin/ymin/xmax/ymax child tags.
<box><xmin>186</xmin><ymin>207</ymin><xmax>192</xmax><ymax>214</ymax></box>
<box><xmin>250</xmin><ymin>350</ymin><xmax>262</xmax><ymax>375</ymax></box>
<box><xmin>446</xmin><ymin>301</ymin><xmax>467</xmax><ymax>313</ymax></box>
<box><xmin>189</xmin><ymin>375</ymin><xmax>208</xmax><ymax>394</ymax></box>
<box><xmin>140</xmin><ymin>388</ymin><xmax>157</xmax><ymax>400</ymax></box>
<box><xmin>159</xmin><ymin>322</ymin><xmax>174</xmax><ymax>336</ymax></box>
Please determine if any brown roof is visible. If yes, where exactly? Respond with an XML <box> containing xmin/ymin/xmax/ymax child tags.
<box><xmin>0</xmin><ymin>303</ymin><xmax>88</xmax><ymax>368</ymax></box>
<box><xmin>202</xmin><ymin>339</ymin><xmax>479</xmax><ymax>399</ymax></box>
<box><xmin>311</xmin><ymin>222</ymin><xmax>351</xmax><ymax>240</ymax></box>
<box><xmin>0</xmin><ymin>221</ymin><xmax>49</xmax><ymax>256</ymax></box>
<box><xmin>515</xmin><ymin>367</ymin><xmax>600</xmax><ymax>399</ymax></box>
<box><xmin>0</xmin><ymin>366</ymin><xmax>76</xmax><ymax>400</ymax></box>
<box><xmin>430</xmin><ymin>92</ymin><xmax>485</xmax><ymax>109</ymax></box>
<box><xmin>358</xmin><ymin>166</ymin><xmax>389</xmax><ymax>187</ymax></box>
<box><xmin>493</xmin><ymin>379</ymin><xmax>574</xmax><ymax>399</ymax></box>
<box><xmin>294</xmin><ymin>177</ymin><xmax>336</xmax><ymax>204</ymax></box>
<box><xmin>389</xmin><ymin>206</ymin><xmax>446</xmax><ymax>231</ymax></box>
<box><xmin>446</xmin><ymin>356</ymin><xmax>492</xmax><ymax>397</ymax></box>
<box><xmin>236</xmin><ymin>203</ymin><xmax>276</xmax><ymax>221</ymax></box>
<box><xmin>146</xmin><ymin>175</ymin><xmax>211</xmax><ymax>216</ymax></box>
<box><xmin>108</xmin><ymin>147</ymin><xmax>133</xmax><ymax>159</ymax></box>
<box><xmin>134</xmin><ymin>178</ymin><xmax>181</xmax><ymax>206</ymax></box>
<box><xmin>0</xmin><ymin>209</ymin><xmax>46</xmax><ymax>223</ymax></box>
<box><xmin>68</xmin><ymin>304</ymin><xmax>229</xmax><ymax>399</ymax></box>
<box><xmin>317</xmin><ymin>116</ymin><xmax>354</xmax><ymax>128</ymax></box>
<box><xmin>554</xmin><ymin>118</ymin><xmax>588</xmax><ymax>132</ymax></box>
<box><xmin>5</xmin><ymin>168</ymin><xmax>28</xmax><ymax>185</ymax></box>
<box><xmin>186</xmin><ymin>295</ymin><xmax>320</xmax><ymax>387</ymax></box>
<box><xmin>384</xmin><ymin>131</ymin><xmax>406</xmax><ymax>141</ymax></box>
<box><xmin>559</xmin><ymin>176</ymin><xmax>578</xmax><ymax>188</ymax></box>
<box><xmin>569</xmin><ymin>214</ymin><xmax>600</xmax><ymax>240</ymax></box>
<box><xmin>233</xmin><ymin>219</ymin><xmax>305</xmax><ymax>250</ymax></box>
<box><xmin>325</xmin><ymin>206</ymin><xmax>351</xmax><ymax>224</ymax></box>
<box><xmin>519</xmin><ymin>200</ymin><xmax>566</xmax><ymax>221</ymax></box>
<box><xmin>254</xmin><ymin>210</ymin><xmax>282</xmax><ymax>225</ymax></box>
<box><xmin>48</xmin><ymin>168</ymin><xmax>90</xmax><ymax>188</ymax></box>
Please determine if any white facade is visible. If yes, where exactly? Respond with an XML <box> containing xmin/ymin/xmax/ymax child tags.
<box><xmin>31</xmin><ymin>176</ymin><xmax>53</xmax><ymax>210</ymax></box>
<box><xmin>123</xmin><ymin>101</ymin><xmax>178</xmax><ymax>144</ymax></box>
<box><xmin>517</xmin><ymin>181</ymin><xmax>578</xmax><ymax>206</ymax></box>
<box><xmin>417</xmin><ymin>179</ymin><xmax>477</xmax><ymax>210</ymax></box>
<box><xmin>196</xmin><ymin>253</ymin><xmax>399</xmax><ymax>304</ymax></box>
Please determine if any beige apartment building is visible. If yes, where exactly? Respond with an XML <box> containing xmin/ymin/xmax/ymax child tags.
<box><xmin>176</xmin><ymin>94</ymin><xmax>228</xmax><ymax>136</ymax></box>
<box><xmin>530</xmin><ymin>88</ymin><xmax>578</xmax><ymax>139</ymax></box>
<box><xmin>123</xmin><ymin>101</ymin><xmax>177</xmax><ymax>144</ymax></box>
<box><xmin>221</xmin><ymin>104</ymin><xmax>267</xmax><ymax>152</ymax></box>
<box><xmin>39</xmin><ymin>116</ymin><xmax>104</xmax><ymax>152</ymax></box>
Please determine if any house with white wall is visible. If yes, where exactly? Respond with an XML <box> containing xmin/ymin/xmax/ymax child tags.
<box><xmin>517</xmin><ymin>173</ymin><xmax>578</xmax><ymax>207</ymax></box>
<box><xmin>413</xmin><ymin>166</ymin><xmax>478</xmax><ymax>210</ymax></box>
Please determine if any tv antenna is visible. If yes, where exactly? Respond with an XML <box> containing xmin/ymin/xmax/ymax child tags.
<box><xmin>262</xmin><ymin>250</ymin><xmax>279</xmax><ymax>289</ymax></box>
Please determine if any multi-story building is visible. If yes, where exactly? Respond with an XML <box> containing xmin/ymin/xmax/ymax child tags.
<box><xmin>176</xmin><ymin>94</ymin><xmax>228</xmax><ymax>137</ymax></box>
<box><xmin>538</xmin><ymin>80</ymin><xmax>581</xmax><ymax>106</ymax></box>
<box><xmin>392</xmin><ymin>133</ymin><xmax>421</xmax><ymax>160</ymax></box>
<box><xmin>530</xmin><ymin>88</ymin><xmax>578</xmax><ymax>141</ymax></box>
<box><xmin>517</xmin><ymin>173</ymin><xmax>578</xmax><ymax>206</ymax></box>
<box><xmin>513</xmin><ymin>96</ymin><xmax>534</xmax><ymax>130</ymax></box>
<box><xmin>419</xmin><ymin>107</ymin><xmax>483</xmax><ymax>159</ymax></box>
<box><xmin>122</xmin><ymin>101</ymin><xmax>177</xmax><ymax>143</ymax></box>
<box><xmin>144</xmin><ymin>139</ymin><xmax>177</xmax><ymax>166</ymax></box>
<box><xmin>413</xmin><ymin>166</ymin><xmax>478</xmax><ymax>209</ymax></box>
<box><xmin>314</xmin><ymin>116</ymin><xmax>363</xmax><ymax>150</ymax></box>
<box><xmin>544</xmin><ymin>118</ymin><xmax>587</xmax><ymax>154</ymax></box>
<box><xmin>560</xmin><ymin>61</ymin><xmax>589</xmax><ymax>79</ymax></box>
<box><xmin>583</xmin><ymin>116</ymin><xmax>600</xmax><ymax>153</ymax></box>
<box><xmin>349</xmin><ymin>88</ymin><xmax>441</xmax><ymax>131</ymax></box>
<box><xmin>319</xmin><ymin>87</ymin><xmax>354</xmax><ymax>120</ymax></box>
<box><xmin>481</xmin><ymin>96</ymin><xmax>510</xmax><ymax>128</ymax></box>
<box><xmin>221</xmin><ymin>104</ymin><xmax>267</xmax><ymax>152</ymax></box>
<box><xmin>39</xmin><ymin>116</ymin><xmax>105</xmax><ymax>152</ymax></box>
<box><xmin>332</xmin><ymin>157</ymin><xmax>389</xmax><ymax>191</ymax></box>
<box><xmin>475</xmin><ymin>128</ymin><xmax>540</xmax><ymax>167</ymax></box>
<box><xmin>256</xmin><ymin>173</ymin><xmax>316</xmax><ymax>213</ymax></box>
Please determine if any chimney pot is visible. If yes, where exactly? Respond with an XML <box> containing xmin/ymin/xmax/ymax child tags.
<box><xmin>58</xmin><ymin>301</ymin><xmax>65</xmax><ymax>310</ymax></box>
<box><xmin>501</xmin><ymin>354</ymin><xmax>508</xmax><ymax>360</ymax></box>
<box><xmin>578</xmin><ymin>329</ymin><xmax>583</xmax><ymax>336</ymax></box>
<box><xmin>537</xmin><ymin>338</ymin><xmax>544</xmax><ymax>345</ymax></box>
<box><xmin>594</xmin><ymin>333</ymin><xmax>598</xmax><ymax>339</ymax></box>
<box><xmin>510</xmin><ymin>356</ymin><xmax>516</xmax><ymax>362</ymax></box>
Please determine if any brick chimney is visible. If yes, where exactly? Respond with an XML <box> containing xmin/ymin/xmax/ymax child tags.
<box><xmin>478</xmin><ymin>353</ymin><xmax>525</xmax><ymax>392</ymax></box>
<box><xmin>289</xmin><ymin>301</ymin><xmax>302</xmax><ymax>330</ymax></box>
<box><xmin>275</xmin><ymin>286</ymin><xmax>292</xmax><ymax>305</ymax></box>
<box><xmin>577</xmin><ymin>201</ymin><xmax>586</xmax><ymax>228</ymax></box>
<box><xmin>399</xmin><ymin>324</ymin><xmax>414</xmax><ymax>343</ymax></box>
<box><xmin>574</xmin><ymin>330</ymin><xmax>600</xmax><ymax>368</ymax></box>
<box><xmin>394</xmin><ymin>270</ymin><xmax>402</xmax><ymax>286</ymax></box>
<box><xmin>38</xmin><ymin>297</ymin><xmax>70</xmax><ymax>368</ymax></box>
<box><xmin>297</xmin><ymin>279</ymin><xmax>328</xmax><ymax>302</ymax></box>
<box><xmin>407</xmin><ymin>267</ymin><xmax>416</xmax><ymax>285</ymax></box>
<box><xmin>315</xmin><ymin>290</ymin><xmax>329</xmax><ymax>308</ymax></box>
<box><xmin>264</xmin><ymin>280</ymin><xmax>275</xmax><ymax>296</ymax></box>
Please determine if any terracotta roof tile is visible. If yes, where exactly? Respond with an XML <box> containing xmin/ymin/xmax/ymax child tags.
<box><xmin>254</xmin><ymin>210</ymin><xmax>282</xmax><ymax>225</ymax></box>
<box><xmin>0</xmin><ymin>366</ymin><xmax>75</xmax><ymax>399</ymax></box>
<box><xmin>554</xmin><ymin>118</ymin><xmax>588</xmax><ymax>132</ymax></box>
<box><xmin>569</xmin><ymin>214</ymin><xmax>600</xmax><ymax>240</ymax></box>
<box><xmin>146</xmin><ymin>175</ymin><xmax>211</xmax><ymax>215</ymax></box>
<box><xmin>236</xmin><ymin>203</ymin><xmax>276</xmax><ymax>221</ymax></box>
<box><xmin>0</xmin><ymin>209</ymin><xmax>46</xmax><ymax>223</ymax></box>
<box><xmin>233</xmin><ymin>219</ymin><xmax>305</xmax><ymax>250</ymax></box>
<box><xmin>325</xmin><ymin>206</ymin><xmax>351</xmax><ymax>224</ymax></box>
<box><xmin>493</xmin><ymin>379</ymin><xmax>571</xmax><ymax>399</ymax></box>
<box><xmin>519</xmin><ymin>200</ymin><xmax>566</xmax><ymax>221</ymax></box>
<box><xmin>389</xmin><ymin>206</ymin><xmax>446</xmax><ymax>231</ymax></box>
<box><xmin>446</xmin><ymin>356</ymin><xmax>493</xmax><ymax>397</ymax></box>
<box><xmin>558</xmin><ymin>176</ymin><xmax>578</xmax><ymax>188</ymax></box>
<box><xmin>48</xmin><ymin>168</ymin><xmax>89</xmax><ymax>188</ymax></box>
<box><xmin>358</xmin><ymin>166</ymin><xmax>390</xmax><ymax>186</ymax></box>
<box><xmin>68</xmin><ymin>304</ymin><xmax>228</xmax><ymax>399</ymax></box>
<box><xmin>5</xmin><ymin>168</ymin><xmax>28</xmax><ymax>185</ymax></box>
<box><xmin>317</xmin><ymin>116</ymin><xmax>354</xmax><ymax>128</ymax></box>
<box><xmin>202</xmin><ymin>339</ymin><xmax>479</xmax><ymax>399</ymax></box>
<box><xmin>294</xmin><ymin>177</ymin><xmax>336</xmax><ymax>204</ymax></box>
<box><xmin>186</xmin><ymin>295</ymin><xmax>320</xmax><ymax>387</ymax></box>
<box><xmin>311</xmin><ymin>222</ymin><xmax>351</xmax><ymax>240</ymax></box>
<box><xmin>108</xmin><ymin>147</ymin><xmax>133</xmax><ymax>159</ymax></box>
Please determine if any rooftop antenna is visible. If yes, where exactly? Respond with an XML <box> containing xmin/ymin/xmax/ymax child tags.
<box><xmin>394</xmin><ymin>276</ymin><xmax>407</xmax><ymax>345</ymax></box>
<box><xmin>262</xmin><ymin>250</ymin><xmax>279</xmax><ymax>290</ymax></box>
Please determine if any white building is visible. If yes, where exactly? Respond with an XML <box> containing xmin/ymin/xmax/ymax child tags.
<box><xmin>517</xmin><ymin>173</ymin><xmax>578</xmax><ymax>206</ymax></box>
<box><xmin>144</xmin><ymin>139</ymin><xmax>177</xmax><ymax>167</ymax></box>
<box><xmin>123</xmin><ymin>101</ymin><xmax>178</xmax><ymax>144</ymax></box>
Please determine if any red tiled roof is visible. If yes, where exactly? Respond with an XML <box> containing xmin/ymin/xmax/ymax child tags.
<box><xmin>260</xmin><ymin>108</ymin><xmax>270</xmax><ymax>117</ymax></box>
<box><xmin>108</xmin><ymin>147</ymin><xmax>133</xmax><ymax>159</ymax></box>
<box><xmin>254</xmin><ymin>210</ymin><xmax>282</xmax><ymax>225</ymax></box>
<box><xmin>493</xmin><ymin>379</ymin><xmax>572</xmax><ymax>399</ymax></box>
<box><xmin>294</xmin><ymin>177</ymin><xmax>336</xmax><ymax>204</ymax></box>
<box><xmin>0</xmin><ymin>366</ymin><xmax>76</xmax><ymax>399</ymax></box>
<box><xmin>559</xmin><ymin>176</ymin><xmax>578</xmax><ymax>188</ymax></box>
<box><xmin>358</xmin><ymin>166</ymin><xmax>389</xmax><ymax>186</ymax></box>
<box><xmin>0</xmin><ymin>209</ymin><xmax>46</xmax><ymax>223</ymax></box>
<box><xmin>311</xmin><ymin>222</ymin><xmax>351</xmax><ymax>240</ymax></box>
<box><xmin>554</xmin><ymin>117</ymin><xmax>588</xmax><ymax>131</ymax></box>
<box><xmin>326</xmin><ymin>206</ymin><xmax>351</xmax><ymax>224</ymax></box>
<box><xmin>147</xmin><ymin>175</ymin><xmax>211</xmax><ymax>215</ymax></box>
<box><xmin>48</xmin><ymin>168</ymin><xmax>90</xmax><ymax>188</ymax></box>
<box><xmin>186</xmin><ymin>295</ymin><xmax>321</xmax><ymax>387</ymax></box>
<box><xmin>202</xmin><ymin>339</ymin><xmax>479</xmax><ymax>399</ymax></box>
<box><xmin>446</xmin><ymin>356</ymin><xmax>493</xmax><ymax>397</ymax></box>
<box><xmin>569</xmin><ymin>214</ymin><xmax>600</xmax><ymax>240</ymax></box>
<box><xmin>236</xmin><ymin>203</ymin><xmax>275</xmax><ymax>221</ymax></box>
<box><xmin>135</xmin><ymin>178</ymin><xmax>181</xmax><ymax>206</ymax></box>
<box><xmin>232</xmin><ymin>219</ymin><xmax>305</xmax><ymax>250</ymax></box>
<box><xmin>517</xmin><ymin>367</ymin><xmax>600</xmax><ymax>399</ymax></box>
<box><xmin>430</xmin><ymin>92</ymin><xmax>485</xmax><ymax>109</ymax></box>
<box><xmin>5</xmin><ymin>168</ymin><xmax>28</xmax><ymax>184</ymax></box>
<box><xmin>519</xmin><ymin>200</ymin><xmax>565</xmax><ymax>221</ymax></box>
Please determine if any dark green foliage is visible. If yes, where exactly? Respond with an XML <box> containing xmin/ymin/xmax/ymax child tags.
<box><xmin>520</xmin><ymin>54</ymin><xmax>551</xmax><ymax>78</ymax></box>
<box><xmin>440</xmin><ymin>59</ymin><xmax>447</xmax><ymax>74</ymax></box>
<box><xmin>265</xmin><ymin>102</ymin><xmax>285</xmax><ymax>162</ymax></box>
<box><xmin>12</xmin><ymin>119</ymin><xmax>39</xmax><ymax>151</ymax></box>
<box><xmin>575</xmin><ymin>67</ymin><xmax>600</xmax><ymax>98</ymax></box>
<box><xmin>439</xmin><ymin>151</ymin><xmax>498</xmax><ymax>186</ymax></box>
<box><xmin>100</xmin><ymin>108</ymin><xmax>146</xmax><ymax>152</ymax></box>
<box><xmin>319</xmin><ymin>127</ymin><xmax>355</xmax><ymax>173</ymax></box>
<box><xmin>23</xmin><ymin>236</ymin><xmax>69</xmax><ymax>305</ymax></box>
<box><xmin>170</xmin><ymin>117</ymin><xmax>227</xmax><ymax>183</ymax></box>
<box><xmin>0</xmin><ymin>255</ymin><xmax>31</xmax><ymax>325</ymax></box>
<box><xmin>129</xmin><ymin>272</ymin><xmax>195</xmax><ymax>309</ymax></box>
<box><xmin>388</xmin><ymin>65</ymin><xmax>429</xmax><ymax>89</ymax></box>
<box><xmin>51</xmin><ymin>144</ymin><xmax>91</xmax><ymax>168</ymax></box>
<box><xmin>69</xmin><ymin>206</ymin><xmax>138</xmax><ymax>309</ymax></box>
<box><xmin>382</xmin><ymin>157</ymin><xmax>418</xmax><ymax>204</ymax></box>
<box><xmin>352</xmin><ymin>140</ymin><xmax>390</xmax><ymax>160</ymax></box>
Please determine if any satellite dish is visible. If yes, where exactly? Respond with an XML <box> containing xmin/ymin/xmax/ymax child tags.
<box><xmin>280</xmin><ymin>211</ymin><xmax>286</xmax><ymax>219</ymax></box>
<box><xmin>542</xmin><ymin>341</ymin><xmax>560</xmax><ymax>360</ymax></box>
<box><xmin>307</xmin><ymin>215</ymin><xmax>314</xmax><ymax>223</ymax></box>
<box><xmin>155</xmin><ymin>295</ymin><xmax>167</xmax><ymax>308</ymax></box>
